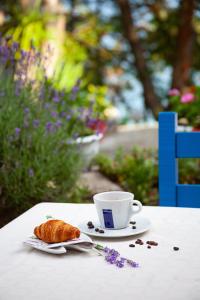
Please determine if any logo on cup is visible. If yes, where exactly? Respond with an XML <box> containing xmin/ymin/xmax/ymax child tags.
<box><xmin>103</xmin><ymin>209</ymin><xmax>114</xmax><ymax>228</ymax></box>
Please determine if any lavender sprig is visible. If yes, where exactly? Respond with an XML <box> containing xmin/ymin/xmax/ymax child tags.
<box><xmin>95</xmin><ymin>244</ymin><xmax>139</xmax><ymax>269</ymax></box>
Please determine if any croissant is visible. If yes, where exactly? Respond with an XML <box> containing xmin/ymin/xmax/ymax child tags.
<box><xmin>34</xmin><ymin>219</ymin><xmax>80</xmax><ymax>243</ymax></box>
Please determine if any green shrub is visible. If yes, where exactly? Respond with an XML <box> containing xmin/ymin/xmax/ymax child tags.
<box><xmin>94</xmin><ymin>147</ymin><xmax>158</xmax><ymax>205</ymax></box>
<box><xmin>168</xmin><ymin>87</ymin><xmax>200</xmax><ymax>127</ymax></box>
<box><xmin>94</xmin><ymin>147</ymin><xmax>200</xmax><ymax>206</ymax></box>
<box><xmin>179</xmin><ymin>158</ymin><xmax>200</xmax><ymax>184</ymax></box>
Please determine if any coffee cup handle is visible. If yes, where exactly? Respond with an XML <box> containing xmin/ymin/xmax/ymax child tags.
<box><xmin>131</xmin><ymin>200</ymin><xmax>142</xmax><ymax>214</ymax></box>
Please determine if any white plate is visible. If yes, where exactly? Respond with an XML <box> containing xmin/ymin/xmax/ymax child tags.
<box><xmin>78</xmin><ymin>216</ymin><xmax>151</xmax><ymax>238</ymax></box>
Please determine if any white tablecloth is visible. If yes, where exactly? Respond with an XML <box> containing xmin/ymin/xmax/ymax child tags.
<box><xmin>0</xmin><ymin>203</ymin><xmax>200</xmax><ymax>300</ymax></box>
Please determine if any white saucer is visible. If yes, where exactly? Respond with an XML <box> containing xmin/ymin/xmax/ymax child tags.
<box><xmin>78</xmin><ymin>216</ymin><xmax>151</xmax><ymax>238</ymax></box>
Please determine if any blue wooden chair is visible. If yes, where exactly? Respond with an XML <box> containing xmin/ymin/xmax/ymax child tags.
<box><xmin>159</xmin><ymin>112</ymin><xmax>200</xmax><ymax>208</ymax></box>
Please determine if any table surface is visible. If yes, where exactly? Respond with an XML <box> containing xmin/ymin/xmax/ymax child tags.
<box><xmin>0</xmin><ymin>203</ymin><xmax>200</xmax><ymax>300</ymax></box>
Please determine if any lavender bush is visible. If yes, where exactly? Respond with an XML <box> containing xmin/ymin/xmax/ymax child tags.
<box><xmin>0</xmin><ymin>38</ymin><xmax>94</xmax><ymax>214</ymax></box>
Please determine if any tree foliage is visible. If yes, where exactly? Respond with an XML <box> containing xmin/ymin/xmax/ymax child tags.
<box><xmin>0</xmin><ymin>0</ymin><xmax>200</xmax><ymax>119</ymax></box>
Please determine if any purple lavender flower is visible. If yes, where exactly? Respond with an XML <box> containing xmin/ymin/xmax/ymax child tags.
<box><xmin>66</xmin><ymin>114</ymin><xmax>71</xmax><ymax>120</ymax></box>
<box><xmin>72</xmin><ymin>85</ymin><xmax>79</xmax><ymax>94</ymax></box>
<box><xmin>1</xmin><ymin>46</ymin><xmax>9</xmax><ymax>64</ymax></box>
<box><xmin>51</xmin><ymin>111</ymin><xmax>57</xmax><ymax>118</ymax></box>
<box><xmin>60</xmin><ymin>111</ymin><xmax>66</xmax><ymax>118</ymax></box>
<box><xmin>12</xmin><ymin>42</ymin><xmax>19</xmax><ymax>51</ymax></box>
<box><xmin>55</xmin><ymin>120</ymin><xmax>62</xmax><ymax>128</ymax></box>
<box><xmin>115</xmin><ymin>259</ymin><xmax>125</xmax><ymax>268</ymax></box>
<box><xmin>60</xmin><ymin>91</ymin><xmax>65</xmax><ymax>98</ymax></box>
<box><xmin>24</xmin><ymin>108</ymin><xmax>30</xmax><ymax>114</ymax></box>
<box><xmin>120</xmin><ymin>257</ymin><xmax>126</xmax><ymax>263</ymax></box>
<box><xmin>105</xmin><ymin>255</ymin><xmax>117</xmax><ymax>264</ymax></box>
<box><xmin>15</xmin><ymin>127</ymin><xmax>21</xmax><ymax>136</ymax></box>
<box><xmin>46</xmin><ymin>122</ymin><xmax>54</xmax><ymax>133</ymax></box>
<box><xmin>44</xmin><ymin>103</ymin><xmax>51</xmax><ymax>109</ymax></box>
<box><xmin>0</xmin><ymin>45</ymin><xmax>3</xmax><ymax>54</ymax></box>
<box><xmin>10</xmin><ymin>57</ymin><xmax>15</xmax><ymax>66</ymax></box>
<box><xmin>103</xmin><ymin>247</ymin><xmax>110</xmax><ymax>253</ymax></box>
<box><xmin>104</xmin><ymin>248</ymin><xmax>120</xmax><ymax>265</ymax></box>
<box><xmin>20</xmin><ymin>49</ymin><xmax>27</xmax><ymax>59</ymax></box>
<box><xmin>33</xmin><ymin>119</ymin><xmax>40</xmax><ymax>128</ymax></box>
<box><xmin>109</xmin><ymin>249</ymin><xmax>119</xmax><ymax>257</ymax></box>
<box><xmin>127</xmin><ymin>260</ymin><xmax>139</xmax><ymax>268</ymax></box>
<box><xmin>70</xmin><ymin>79</ymin><xmax>81</xmax><ymax>101</ymax></box>
<box><xmin>52</xmin><ymin>91</ymin><xmax>60</xmax><ymax>103</ymax></box>
<box><xmin>28</xmin><ymin>168</ymin><xmax>34</xmax><ymax>177</ymax></box>
<box><xmin>76</xmin><ymin>78</ymin><xmax>81</xmax><ymax>85</ymax></box>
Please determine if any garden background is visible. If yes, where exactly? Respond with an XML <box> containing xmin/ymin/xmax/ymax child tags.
<box><xmin>0</xmin><ymin>0</ymin><xmax>200</xmax><ymax>227</ymax></box>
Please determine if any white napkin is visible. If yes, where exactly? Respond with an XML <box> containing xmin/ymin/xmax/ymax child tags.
<box><xmin>24</xmin><ymin>233</ymin><xmax>94</xmax><ymax>255</ymax></box>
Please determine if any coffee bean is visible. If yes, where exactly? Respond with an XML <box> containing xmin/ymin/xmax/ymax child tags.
<box><xmin>135</xmin><ymin>239</ymin><xmax>143</xmax><ymax>245</ymax></box>
<box><xmin>99</xmin><ymin>229</ymin><xmax>104</xmax><ymax>234</ymax></box>
<box><xmin>173</xmin><ymin>247</ymin><xmax>179</xmax><ymax>251</ymax></box>
<box><xmin>129</xmin><ymin>244</ymin><xmax>135</xmax><ymax>247</ymax></box>
<box><xmin>132</xmin><ymin>226</ymin><xmax>136</xmax><ymax>229</ymax></box>
<box><xmin>151</xmin><ymin>242</ymin><xmax>158</xmax><ymax>246</ymax></box>
<box><xmin>130</xmin><ymin>221</ymin><xmax>136</xmax><ymax>225</ymax></box>
<box><xmin>87</xmin><ymin>221</ymin><xmax>93</xmax><ymax>226</ymax></box>
<box><xmin>95</xmin><ymin>228</ymin><xmax>99</xmax><ymax>232</ymax></box>
<box><xmin>146</xmin><ymin>241</ymin><xmax>158</xmax><ymax>246</ymax></box>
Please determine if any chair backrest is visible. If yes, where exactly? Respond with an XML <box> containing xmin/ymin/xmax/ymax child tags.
<box><xmin>159</xmin><ymin>112</ymin><xmax>200</xmax><ymax>208</ymax></box>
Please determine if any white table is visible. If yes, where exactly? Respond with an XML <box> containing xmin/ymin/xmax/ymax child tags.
<box><xmin>0</xmin><ymin>203</ymin><xmax>200</xmax><ymax>300</ymax></box>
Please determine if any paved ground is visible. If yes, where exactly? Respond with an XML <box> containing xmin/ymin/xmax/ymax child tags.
<box><xmin>80</xmin><ymin>170</ymin><xmax>122</xmax><ymax>194</ymax></box>
<box><xmin>81</xmin><ymin>124</ymin><xmax>158</xmax><ymax>194</ymax></box>
<box><xmin>100</xmin><ymin>123</ymin><xmax>158</xmax><ymax>155</ymax></box>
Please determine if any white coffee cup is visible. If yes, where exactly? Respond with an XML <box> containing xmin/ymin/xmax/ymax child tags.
<box><xmin>93</xmin><ymin>191</ymin><xmax>142</xmax><ymax>229</ymax></box>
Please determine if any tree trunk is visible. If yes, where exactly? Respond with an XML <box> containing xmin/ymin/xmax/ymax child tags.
<box><xmin>172</xmin><ymin>0</ymin><xmax>195</xmax><ymax>90</ymax></box>
<box><xmin>116</xmin><ymin>0</ymin><xmax>161</xmax><ymax>118</ymax></box>
<box><xmin>42</xmin><ymin>0</ymin><xmax>66</xmax><ymax>77</ymax></box>
<box><xmin>20</xmin><ymin>0</ymin><xmax>36</xmax><ymax>10</ymax></box>
<box><xmin>19</xmin><ymin>0</ymin><xmax>66</xmax><ymax>78</ymax></box>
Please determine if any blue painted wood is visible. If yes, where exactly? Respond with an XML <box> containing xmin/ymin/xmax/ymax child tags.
<box><xmin>159</xmin><ymin>112</ymin><xmax>178</xmax><ymax>206</ymax></box>
<box><xmin>176</xmin><ymin>132</ymin><xmax>200</xmax><ymax>158</ymax></box>
<box><xmin>177</xmin><ymin>185</ymin><xmax>200</xmax><ymax>208</ymax></box>
<box><xmin>159</xmin><ymin>112</ymin><xmax>200</xmax><ymax>207</ymax></box>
